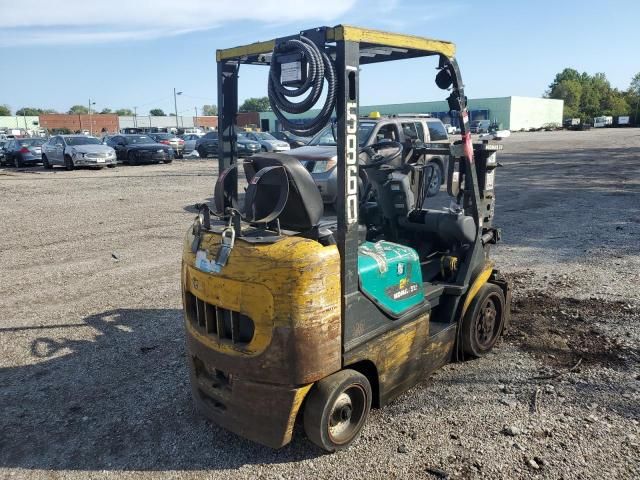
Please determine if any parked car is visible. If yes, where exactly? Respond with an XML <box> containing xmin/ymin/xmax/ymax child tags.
<box><xmin>42</xmin><ymin>135</ymin><xmax>117</xmax><ymax>170</ymax></box>
<box><xmin>104</xmin><ymin>134</ymin><xmax>174</xmax><ymax>164</ymax></box>
<box><xmin>269</xmin><ymin>130</ymin><xmax>310</xmax><ymax>148</ymax></box>
<box><xmin>195</xmin><ymin>131</ymin><xmax>261</xmax><ymax>158</ymax></box>
<box><xmin>241</xmin><ymin>131</ymin><xmax>290</xmax><ymax>152</ymax></box>
<box><xmin>469</xmin><ymin>120</ymin><xmax>491</xmax><ymax>134</ymax></box>
<box><xmin>181</xmin><ymin>133</ymin><xmax>203</xmax><ymax>155</ymax></box>
<box><xmin>283</xmin><ymin>115</ymin><xmax>451</xmax><ymax>204</ymax></box>
<box><xmin>1</xmin><ymin>137</ymin><xmax>45</xmax><ymax>167</ymax></box>
<box><xmin>0</xmin><ymin>140</ymin><xmax>6</xmax><ymax>163</ymax></box>
<box><xmin>148</xmin><ymin>133</ymin><xmax>185</xmax><ymax>158</ymax></box>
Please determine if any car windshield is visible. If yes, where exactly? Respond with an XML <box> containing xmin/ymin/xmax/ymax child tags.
<box><xmin>153</xmin><ymin>134</ymin><xmax>174</xmax><ymax>140</ymax></box>
<box><xmin>252</xmin><ymin>132</ymin><xmax>276</xmax><ymax>141</ymax></box>
<box><xmin>65</xmin><ymin>136</ymin><xmax>102</xmax><ymax>146</ymax></box>
<box><xmin>19</xmin><ymin>139</ymin><xmax>45</xmax><ymax>146</ymax></box>
<box><xmin>308</xmin><ymin>124</ymin><xmax>374</xmax><ymax>147</ymax></box>
<box><xmin>126</xmin><ymin>135</ymin><xmax>154</xmax><ymax>144</ymax></box>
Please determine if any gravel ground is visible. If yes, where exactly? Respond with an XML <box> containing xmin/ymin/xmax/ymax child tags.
<box><xmin>1</xmin><ymin>128</ymin><xmax>639</xmax><ymax>479</ymax></box>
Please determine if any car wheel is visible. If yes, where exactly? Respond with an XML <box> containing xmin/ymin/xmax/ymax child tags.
<box><xmin>107</xmin><ymin>164</ymin><xmax>116</xmax><ymax>168</ymax></box>
<box><xmin>425</xmin><ymin>162</ymin><xmax>443</xmax><ymax>197</ymax></box>
<box><xmin>197</xmin><ymin>147</ymin><xmax>207</xmax><ymax>158</ymax></box>
<box><xmin>14</xmin><ymin>156</ymin><xmax>23</xmax><ymax>168</ymax></box>
<box><xmin>127</xmin><ymin>151</ymin><xmax>138</xmax><ymax>165</ymax></box>
<box><xmin>42</xmin><ymin>155</ymin><xmax>52</xmax><ymax>169</ymax></box>
<box><xmin>164</xmin><ymin>159</ymin><xmax>173</xmax><ymax>164</ymax></box>
<box><xmin>303</xmin><ymin>369</ymin><xmax>372</xmax><ymax>452</ymax></box>
<box><xmin>64</xmin><ymin>155</ymin><xmax>74</xmax><ymax>171</ymax></box>
<box><xmin>461</xmin><ymin>283</ymin><xmax>506</xmax><ymax>358</ymax></box>
<box><xmin>261</xmin><ymin>146</ymin><xmax>267</xmax><ymax>152</ymax></box>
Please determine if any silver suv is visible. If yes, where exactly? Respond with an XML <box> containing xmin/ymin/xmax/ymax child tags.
<box><xmin>283</xmin><ymin>115</ymin><xmax>451</xmax><ymax>204</ymax></box>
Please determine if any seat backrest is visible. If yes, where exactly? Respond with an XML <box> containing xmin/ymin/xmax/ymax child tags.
<box><xmin>244</xmin><ymin>153</ymin><xmax>323</xmax><ymax>232</ymax></box>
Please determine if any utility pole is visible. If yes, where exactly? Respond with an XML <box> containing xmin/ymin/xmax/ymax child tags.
<box><xmin>88</xmin><ymin>98</ymin><xmax>96</xmax><ymax>135</ymax></box>
<box><xmin>173</xmin><ymin>88</ymin><xmax>183</xmax><ymax>132</ymax></box>
<box><xmin>133</xmin><ymin>106</ymin><xmax>138</xmax><ymax>128</ymax></box>
<box><xmin>194</xmin><ymin>106</ymin><xmax>198</xmax><ymax>129</ymax></box>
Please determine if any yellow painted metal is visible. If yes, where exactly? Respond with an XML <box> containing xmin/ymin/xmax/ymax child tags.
<box><xmin>216</xmin><ymin>24</ymin><xmax>456</xmax><ymax>62</ymax></box>
<box><xmin>182</xmin><ymin>228</ymin><xmax>341</xmax><ymax>354</ymax></box>
<box><xmin>284</xmin><ymin>383</ymin><xmax>313</xmax><ymax>438</ymax></box>
<box><xmin>461</xmin><ymin>261</ymin><xmax>495</xmax><ymax>317</ymax></box>
<box><xmin>216</xmin><ymin>39</ymin><xmax>275</xmax><ymax>61</ymax></box>
<box><xmin>330</xmin><ymin>25</ymin><xmax>456</xmax><ymax>58</ymax></box>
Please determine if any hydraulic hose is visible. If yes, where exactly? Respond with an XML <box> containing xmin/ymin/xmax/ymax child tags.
<box><xmin>268</xmin><ymin>36</ymin><xmax>336</xmax><ymax>137</ymax></box>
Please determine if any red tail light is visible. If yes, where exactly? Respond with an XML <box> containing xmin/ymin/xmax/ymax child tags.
<box><xmin>20</xmin><ymin>147</ymin><xmax>30</xmax><ymax>153</ymax></box>
<box><xmin>178</xmin><ymin>139</ymin><xmax>184</xmax><ymax>144</ymax></box>
<box><xmin>159</xmin><ymin>140</ymin><xmax>170</xmax><ymax>145</ymax></box>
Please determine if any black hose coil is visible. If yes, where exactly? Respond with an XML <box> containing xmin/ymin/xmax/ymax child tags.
<box><xmin>268</xmin><ymin>36</ymin><xmax>337</xmax><ymax>137</ymax></box>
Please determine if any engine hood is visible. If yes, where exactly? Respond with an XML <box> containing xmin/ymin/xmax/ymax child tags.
<box><xmin>69</xmin><ymin>144</ymin><xmax>114</xmax><ymax>154</ymax></box>
<box><xmin>129</xmin><ymin>143</ymin><xmax>170</xmax><ymax>151</ymax></box>
<box><xmin>281</xmin><ymin>145</ymin><xmax>336</xmax><ymax>161</ymax></box>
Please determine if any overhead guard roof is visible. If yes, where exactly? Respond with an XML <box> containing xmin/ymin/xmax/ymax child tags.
<box><xmin>216</xmin><ymin>25</ymin><xmax>456</xmax><ymax>62</ymax></box>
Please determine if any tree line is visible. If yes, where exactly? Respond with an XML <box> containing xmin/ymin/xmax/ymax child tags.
<box><xmin>0</xmin><ymin>98</ymin><xmax>271</xmax><ymax>117</ymax></box>
<box><xmin>546</xmin><ymin>69</ymin><xmax>640</xmax><ymax>122</ymax></box>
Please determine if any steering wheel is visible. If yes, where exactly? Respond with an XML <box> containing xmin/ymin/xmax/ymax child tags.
<box><xmin>360</xmin><ymin>141</ymin><xmax>404</xmax><ymax>169</ymax></box>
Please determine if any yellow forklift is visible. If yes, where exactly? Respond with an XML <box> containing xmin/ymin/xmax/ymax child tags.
<box><xmin>181</xmin><ymin>25</ymin><xmax>511</xmax><ymax>451</ymax></box>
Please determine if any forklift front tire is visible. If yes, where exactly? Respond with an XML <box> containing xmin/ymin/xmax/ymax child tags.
<box><xmin>461</xmin><ymin>283</ymin><xmax>506</xmax><ymax>358</ymax></box>
<box><xmin>303</xmin><ymin>369</ymin><xmax>372</xmax><ymax>452</ymax></box>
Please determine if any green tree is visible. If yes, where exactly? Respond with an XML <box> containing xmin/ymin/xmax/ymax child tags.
<box><xmin>0</xmin><ymin>104</ymin><xmax>11</xmax><ymax>116</ymax></box>
<box><xmin>239</xmin><ymin>97</ymin><xmax>270</xmax><ymax>112</ymax></box>
<box><xmin>115</xmin><ymin>108</ymin><xmax>134</xmax><ymax>116</ymax></box>
<box><xmin>100</xmin><ymin>108</ymin><xmax>112</xmax><ymax>114</ymax></box>
<box><xmin>149</xmin><ymin>108</ymin><xmax>165</xmax><ymax>116</ymax></box>
<box><xmin>68</xmin><ymin>105</ymin><xmax>89</xmax><ymax>114</ymax></box>
<box><xmin>549</xmin><ymin>79</ymin><xmax>582</xmax><ymax>118</ymax></box>
<box><xmin>15</xmin><ymin>107</ymin><xmax>58</xmax><ymax>115</ymax></box>
<box><xmin>202</xmin><ymin>104</ymin><xmax>217</xmax><ymax>116</ymax></box>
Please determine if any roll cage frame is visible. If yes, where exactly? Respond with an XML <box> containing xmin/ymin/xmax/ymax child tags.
<box><xmin>216</xmin><ymin>25</ymin><xmax>483</xmax><ymax>343</ymax></box>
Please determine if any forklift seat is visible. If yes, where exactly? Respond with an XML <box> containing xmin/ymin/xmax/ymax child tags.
<box><xmin>244</xmin><ymin>153</ymin><xmax>324</xmax><ymax>232</ymax></box>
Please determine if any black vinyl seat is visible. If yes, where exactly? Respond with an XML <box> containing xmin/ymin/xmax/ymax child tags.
<box><xmin>244</xmin><ymin>153</ymin><xmax>324</xmax><ymax>233</ymax></box>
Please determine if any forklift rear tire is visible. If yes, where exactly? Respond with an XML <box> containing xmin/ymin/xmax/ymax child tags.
<box><xmin>461</xmin><ymin>283</ymin><xmax>505</xmax><ymax>358</ymax></box>
<box><xmin>303</xmin><ymin>369</ymin><xmax>372</xmax><ymax>452</ymax></box>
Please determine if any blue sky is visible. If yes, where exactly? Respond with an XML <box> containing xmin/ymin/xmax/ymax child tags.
<box><xmin>0</xmin><ymin>0</ymin><xmax>638</xmax><ymax>115</ymax></box>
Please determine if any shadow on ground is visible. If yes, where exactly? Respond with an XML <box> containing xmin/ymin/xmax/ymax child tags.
<box><xmin>0</xmin><ymin>309</ymin><xmax>318</xmax><ymax>471</ymax></box>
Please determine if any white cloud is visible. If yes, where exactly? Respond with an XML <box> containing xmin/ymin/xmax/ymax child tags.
<box><xmin>0</xmin><ymin>0</ymin><xmax>357</xmax><ymax>46</ymax></box>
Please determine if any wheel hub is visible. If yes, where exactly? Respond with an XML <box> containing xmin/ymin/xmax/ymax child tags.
<box><xmin>476</xmin><ymin>298</ymin><xmax>497</xmax><ymax>347</ymax></box>
<box><xmin>327</xmin><ymin>386</ymin><xmax>366</xmax><ymax>444</ymax></box>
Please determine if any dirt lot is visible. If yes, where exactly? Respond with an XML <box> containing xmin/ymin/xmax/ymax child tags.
<box><xmin>1</xmin><ymin>128</ymin><xmax>639</xmax><ymax>479</ymax></box>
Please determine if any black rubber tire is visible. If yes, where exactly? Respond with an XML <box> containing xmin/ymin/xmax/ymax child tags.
<box><xmin>42</xmin><ymin>155</ymin><xmax>52</xmax><ymax>169</ymax></box>
<box><xmin>461</xmin><ymin>283</ymin><xmax>506</xmax><ymax>358</ymax></box>
<box><xmin>107</xmin><ymin>164</ymin><xmax>116</xmax><ymax>168</ymax></box>
<box><xmin>197</xmin><ymin>147</ymin><xmax>207</xmax><ymax>158</ymax></box>
<box><xmin>425</xmin><ymin>161</ymin><xmax>443</xmax><ymax>197</ymax></box>
<box><xmin>303</xmin><ymin>369</ymin><xmax>371</xmax><ymax>452</ymax></box>
<box><xmin>64</xmin><ymin>155</ymin><xmax>75</xmax><ymax>171</ymax></box>
<box><xmin>261</xmin><ymin>146</ymin><xmax>268</xmax><ymax>152</ymax></box>
<box><xmin>164</xmin><ymin>159</ymin><xmax>173</xmax><ymax>164</ymax></box>
<box><xmin>14</xmin><ymin>156</ymin><xmax>23</xmax><ymax>168</ymax></box>
<box><xmin>128</xmin><ymin>151</ymin><xmax>138</xmax><ymax>165</ymax></box>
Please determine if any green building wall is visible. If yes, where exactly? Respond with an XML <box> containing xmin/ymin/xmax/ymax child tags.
<box><xmin>257</xmin><ymin>96</ymin><xmax>563</xmax><ymax>132</ymax></box>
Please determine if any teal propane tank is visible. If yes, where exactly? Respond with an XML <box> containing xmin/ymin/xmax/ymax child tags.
<box><xmin>358</xmin><ymin>241</ymin><xmax>424</xmax><ymax>317</ymax></box>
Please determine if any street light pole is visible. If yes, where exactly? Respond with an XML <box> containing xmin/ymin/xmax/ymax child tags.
<box><xmin>133</xmin><ymin>106</ymin><xmax>138</xmax><ymax>128</ymax></box>
<box><xmin>194</xmin><ymin>106</ymin><xmax>198</xmax><ymax>129</ymax></box>
<box><xmin>88</xmin><ymin>98</ymin><xmax>96</xmax><ymax>135</ymax></box>
<box><xmin>173</xmin><ymin>88</ymin><xmax>182</xmax><ymax>132</ymax></box>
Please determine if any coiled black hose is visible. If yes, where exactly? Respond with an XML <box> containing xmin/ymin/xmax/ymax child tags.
<box><xmin>268</xmin><ymin>36</ymin><xmax>336</xmax><ymax>137</ymax></box>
